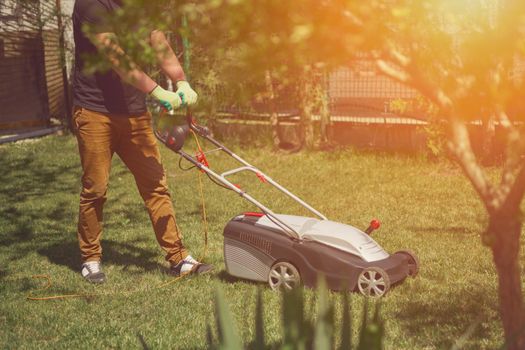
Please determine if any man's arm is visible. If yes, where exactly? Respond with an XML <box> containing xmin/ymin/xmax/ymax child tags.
<box><xmin>150</xmin><ymin>30</ymin><xmax>186</xmax><ymax>83</ymax></box>
<box><xmin>150</xmin><ymin>30</ymin><xmax>198</xmax><ymax>105</ymax></box>
<box><xmin>92</xmin><ymin>32</ymin><xmax>182</xmax><ymax>110</ymax></box>
<box><xmin>93</xmin><ymin>32</ymin><xmax>157</xmax><ymax>93</ymax></box>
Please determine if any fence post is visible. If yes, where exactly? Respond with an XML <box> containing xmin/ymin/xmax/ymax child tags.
<box><xmin>37</xmin><ymin>0</ymin><xmax>51</xmax><ymax>122</ymax></box>
<box><xmin>55</xmin><ymin>0</ymin><xmax>72</xmax><ymax>127</ymax></box>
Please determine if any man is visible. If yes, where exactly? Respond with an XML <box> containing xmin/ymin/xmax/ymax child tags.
<box><xmin>72</xmin><ymin>0</ymin><xmax>212</xmax><ymax>283</ymax></box>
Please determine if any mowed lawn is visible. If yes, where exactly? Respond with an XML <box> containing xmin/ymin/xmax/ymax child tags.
<box><xmin>0</xmin><ymin>133</ymin><xmax>519</xmax><ymax>349</ymax></box>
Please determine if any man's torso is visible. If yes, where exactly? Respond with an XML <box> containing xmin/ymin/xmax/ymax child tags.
<box><xmin>72</xmin><ymin>0</ymin><xmax>147</xmax><ymax>115</ymax></box>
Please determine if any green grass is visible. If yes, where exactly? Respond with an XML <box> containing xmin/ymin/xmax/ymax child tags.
<box><xmin>0</xmin><ymin>134</ymin><xmax>516</xmax><ymax>349</ymax></box>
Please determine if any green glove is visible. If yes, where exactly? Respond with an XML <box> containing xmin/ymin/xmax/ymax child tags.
<box><xmin>149</xmin><ymin>85</ymin><xmax>182</xmax><ymax>111</ymax></box>
<box><xmin>175</xmin><ymin>81</ymin><xmax>198</xmax><ymax>106</ymax></box>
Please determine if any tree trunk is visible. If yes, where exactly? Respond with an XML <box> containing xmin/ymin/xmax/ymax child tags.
<box><xmin>299</xmin><ymin>74</ymin><xmax>315</xmax><ymax>150</ymax></box>
<box><xmin>312</xmin><ymin>69</ymin><xmax>331</xmax><ymax>147</ymax></box>
<box><xmin>481</xmin><ymin>116</ymin><xmax>496</xmax><ymax>165</ymax></box>
<box><xmin>265</xmin><ymin>71</ymin><xmax>282</xmax><ymax>150</ymax></box>
<box><xmin>489</xmin><ymin>214</ymin><xmax>525</xmax><ymax>350</ymax></box>
<box><xmin>319</xmin><ymin>82</ymin><xmax>331</xmax><ymax>146</ymax></box>
<box><xmin>301</xmin><ymin>107</ymin><xmax>315</xmax><ymax>150</ymax></box>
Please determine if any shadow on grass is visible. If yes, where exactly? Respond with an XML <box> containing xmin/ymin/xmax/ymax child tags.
<box><xmin>393</xmin><ymin>285</ymin><xmax>498</xmax><ymax>348</ymax></box>
<box><xmin>411</xmin><ymin>226</ymin><xmax>478</xmax><ymax>235</ymax></box>
<box><xmin>0</xmin><ymin>137</ymin><xmax>167</xmax><ymax>275</ymax></box>
<box><xmin>216</xmin><ymin>269</ymin><xmax>262</xmax><ymax>287</ymax></box>
<box><xmin>38</xmin><ymin>239</ymin><xmax>165</xmax><ymax>273</ymax></box>
<box><xmin>217</xmin><ymin>268</ymin><xmax>414</xmax><ymax>296</ymax></box>
<box><xmin>137</xmin><ymin>333</ymin><xmax>150</xmax><ymax>350</ymax></box>
<box><xmin>0</xmin><ymin>141</ymin><xmax>79</xmax><ymax>253</ymax></box>
<box><xmin>0</xmin><ymin>148</ymin><xmax>79</xmax><ymax>200</ymax></box>
<box><xmin>0</xmin><ymin>199</ymin><xmax>75</xmax><ymax>248</ymax></box>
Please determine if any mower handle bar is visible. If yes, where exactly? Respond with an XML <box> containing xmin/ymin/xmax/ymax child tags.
<box><xmin>185</xmin><ymin>116</ymin><xmax>328</xmax><ymax>222</ymax></box>
<box><xmin>177</xmin><ymin>148</ymin><xmax>303</xmax><ymax>239</ymax></box>
<box><xmin>159</xmin><ymin>109</ymin><xmax>327</xmax><ymax>239</ymax></box>
<box><xmin>220</xmin><ymin>166</ymin><xmax>327</xmax><ymax>222</ymax></box>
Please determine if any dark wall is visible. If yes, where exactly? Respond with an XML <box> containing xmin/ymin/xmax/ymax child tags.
<box><xmin>0</xmin><ymin>0</ymin><xmax>65</xmax><ymax>130</ymax></box>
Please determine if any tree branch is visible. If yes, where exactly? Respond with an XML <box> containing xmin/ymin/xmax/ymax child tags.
<box><xmin>495</xmin><ymin>110</ymin><xmax>525</xmax><ymax>212</ymax></box>
<box><xmin>373</xmin><ymin>48</ymin><xmax>453</xmax><ymax>114</ymax></box>
<box><xmin>448</xmin><ymin>117</ymin><xmax>496</xmax><ymax>213</ymax></box>
<box><xmin>372</xmin><ymin>46</ymin><xmax>516</xmax><ymax>214</ymax></box>
<box><xmin>503</xmin><ymin>163</ymin><xmax>525</xmax><ymax>213</ymax></box>
<box><xmin>342</xmin><ymin>9</ymin><xmax>364</xmax><ymax>28</ymax></box>
<box><xmin>375</xmin><ymin>59</ymin><xmax>410</xmax><ymax>83</ymax></box>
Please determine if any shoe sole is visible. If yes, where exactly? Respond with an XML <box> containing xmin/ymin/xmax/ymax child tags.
<box><xmin>83</xmin><ymin>273</ymin><xmax>106</xmax><ymax>284</ymax></box>
<box><xmin>172</xmin><ymin>265</ymin><xmax>214</xmax><ymax>278</ymax></box>
<box><xmin>85</xmin><ymin>278</ymin><xmax>106</xmax><ymax>284</ymax></box>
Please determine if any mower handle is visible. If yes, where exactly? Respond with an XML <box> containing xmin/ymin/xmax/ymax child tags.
<box><xmin>156</xmin><ymin>106</ymin><xmax>327</xmax><ymax>239</ymax></box>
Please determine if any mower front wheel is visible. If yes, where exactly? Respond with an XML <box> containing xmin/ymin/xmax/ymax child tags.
<box><xmin>268</xmin><ymin>261</ymin><xmax>301</xmax><ymax>291</ymax></box>
<box><xmin>357</xmin><ymin>267</ymin><xmax>391</xmax><ymax>297</ymax></box>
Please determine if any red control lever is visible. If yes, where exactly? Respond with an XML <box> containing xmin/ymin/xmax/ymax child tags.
<box><xmin>365</xmin><ymin>219</ymin><xmax>381</xmax><ymax>235</ymax></box>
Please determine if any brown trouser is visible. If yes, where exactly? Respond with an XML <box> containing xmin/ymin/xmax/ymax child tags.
<box><xmin>73</xmin><ymin>107</ymin><xmax>188</xmax><ymax>265</ymax></box>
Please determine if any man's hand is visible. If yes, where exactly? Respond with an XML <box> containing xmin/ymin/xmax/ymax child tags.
<box><xmin>150</xmin><ymin>85</ymin><xmax>182</xmax><ymax>111</ymax></box>
<box><xmin>176</xmin><ymin>81</ymin><xmax>198</xmax><ymax>106</ymax></box>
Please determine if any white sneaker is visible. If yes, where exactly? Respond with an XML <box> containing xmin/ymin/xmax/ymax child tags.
<box><xmin>81</xmin><ymin>261</ymin><xmax>106</xmax><ymax>284</ymax></box>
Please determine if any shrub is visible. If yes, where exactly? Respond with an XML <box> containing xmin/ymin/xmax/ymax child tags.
<box><xmin>208</xmin><ymin>283</ymin><xmax>384</xmax><ymax>350</ymax></box>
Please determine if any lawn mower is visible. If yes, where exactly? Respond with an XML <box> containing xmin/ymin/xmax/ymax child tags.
<box><xmin>155</xmin><ymin>113</ymin><xmax>419</xmax><ymax>297</ymax></box>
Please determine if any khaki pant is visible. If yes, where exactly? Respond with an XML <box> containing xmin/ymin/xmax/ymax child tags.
<box><xmin>73</xmin><ymin>107</ymin><xmax>188</xmax><ymax>265</ymax></box>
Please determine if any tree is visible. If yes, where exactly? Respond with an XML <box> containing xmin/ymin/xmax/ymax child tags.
<box><xmin>352</xmin><ymin>2</ymin><xmax>525</xmax><ymax>348</ymax></box>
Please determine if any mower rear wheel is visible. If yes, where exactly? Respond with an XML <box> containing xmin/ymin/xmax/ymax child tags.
<box><xmin>395</xmin><ymin>250</ymin><xmax>420</xmax><ymax>277</ymax></box>
<box><xmin>268</xmin><ymin>261</ymin><xmax>301</xmax><ymax>291</ymax></box>
<box><xmin>357</xmin><ymin>267</ymin><xmax>391</xmax><ymax>297</ymax></box>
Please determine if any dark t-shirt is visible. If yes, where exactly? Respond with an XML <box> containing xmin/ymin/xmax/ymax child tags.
<box><xmin>72</xmin><ymin>0</ymin><xmax>147</xmax><ymax>115</ymax></box>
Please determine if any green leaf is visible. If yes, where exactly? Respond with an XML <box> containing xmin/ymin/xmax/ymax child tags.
<box><xmin>358</xmin><ymin>301</ymin><xmax>384</xmax><ymax>350</ymax></box>
<box><xmin>215</xmin><ymin>288</ymin><xmax>243</xmax><ymax>350</ymax></box>
<box><xmin>340</xmin><ymin>292</ymin><xmax>352</xmax><ymax>350</ymax></box>
<box><xmin>206</xmin><ymin>321</ymin><xmax>216</xmax><ymax>350</ymax></box>
<box><xmin>357</xmin><ymin>300</ymin><xmax>369</xmax><ymax>350</ymax></box>
<box><xmin>282</xmin><ymin>287</ymin><xmax>306</xmax><ymax>350</ymax></box>
<box><xmin>314</xmin><ymin>276</ymin><xmax>334</xmax><ymax>350</ymax></box>
<box><xmin>254</xmin><ymin>288</ymin><xmax>265</xmax><ymax>350</ymax></box>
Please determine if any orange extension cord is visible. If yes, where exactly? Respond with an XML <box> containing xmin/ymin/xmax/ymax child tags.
<box><xmin>27</xmin><ymin>130</ymin><xmax>210</xmax><ymax>301</ymax></box>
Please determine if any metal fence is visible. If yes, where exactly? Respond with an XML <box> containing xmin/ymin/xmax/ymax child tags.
<box><xmin>0</xmin><ymin>0</ymin><xmax>67</xmax><ymax>131</ymax></box>
<box><xmin>325</xmin><ymin>62</ymin><xmax>423</xmax><ymax>125</ymax></box>
<box><xmin>211</xmin><ymin>60</ymin><xmax>424</xmax><ymax>127</ymax></box>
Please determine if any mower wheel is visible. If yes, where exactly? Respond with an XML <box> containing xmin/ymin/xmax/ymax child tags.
<box><xmin>395</xmin><ymin>250</ymin><xmax>420</xmax><ymax>277</ymax></box>
<box><xmin>357</xmin><ymin>267</ymin><xmax>391</xmax><ymax>297</ymax></box>
<box><xmin>268</xmin><ymin>261</ymin><xmax>301</xmax><ymax>291</ymax></box>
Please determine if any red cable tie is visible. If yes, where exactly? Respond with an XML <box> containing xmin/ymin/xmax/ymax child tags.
<box><xmin>196</xmin><ymin>151</ymin><xmax>209</xmax><ymax>171</ymax></box>
<box><xmin>256</xmin><ymin>172</ymin><xmax>267</xmax><ymax>183</ymax></box>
